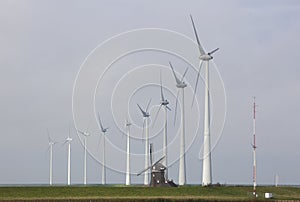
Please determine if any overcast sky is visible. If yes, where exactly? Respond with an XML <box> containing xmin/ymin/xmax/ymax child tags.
<box><xmin>0</xmin><ymin>0</ymin><xmax>299</xmax><ymax>185</ymax></box>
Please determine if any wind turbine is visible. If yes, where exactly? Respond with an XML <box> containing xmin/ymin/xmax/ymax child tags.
<box><xmin>47</xmin><ymin>129</ymin><xmax>57</xmax><ymax>186</ymax></box>
<box><xmin>97</xmin><ymin>113</ymin><xmax>109</xmax><ymax>185</ymax></box>
<box><xmin>125</xmin><ymin>119</ymin><xmax>131</xmax><ymax>185</ymax></box>
<box><xmin>137</xmin><ymin>99</ymin><xmax>151</xmax><ymax>185</ymax></box>
<box><xmin>153</xmin><ymin>70</ymin><xmax>171</xmax><ymax>180</ymax></box>
<box><xmin>77</xmin><ymin>128</ymin><xmax>90</xmax><ymax>185</ymax></box>
<box><xmin>63</xmin><ymin>127</ymin><xmax>73</xmax><ymax>186</ymax></box>
<box><xmin>169</xmin><ymin>62</ymin><xmax>188</xmax><ymax>186</ymax></box>
<box><xmin>190</xmin><ymin>15</ymin><xmax>219</xmax><ymax>186</ymax></box>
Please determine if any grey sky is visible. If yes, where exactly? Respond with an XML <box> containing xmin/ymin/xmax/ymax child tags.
<box><xmin>0</xmin><ymin>0</ymin><xmax>299</xmax><ymax>185</ymax></box>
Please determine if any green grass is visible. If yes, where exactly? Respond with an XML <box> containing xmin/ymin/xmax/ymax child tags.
<box><xmin>0</xmin><ymin>185</ymin><xmax>299</xmax><ymax>201</ymax></box>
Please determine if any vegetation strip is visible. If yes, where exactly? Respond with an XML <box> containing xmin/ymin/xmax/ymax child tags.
<box><xmin>0</xmin><ymin>186</ymin><xmax>299</xmax><ymax>201</ymax></box>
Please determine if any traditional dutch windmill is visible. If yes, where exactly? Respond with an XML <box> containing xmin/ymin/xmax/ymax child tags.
<box><xmin>137</xmin><ymin>144</ymin><xmax>177</xmax><ymax>187</ymax></box>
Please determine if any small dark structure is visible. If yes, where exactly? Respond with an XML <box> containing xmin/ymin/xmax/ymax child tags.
<box><xmin>138</xmin><ymin>144</ymin><xmax>177</xmax><ymax>187</ymax></box>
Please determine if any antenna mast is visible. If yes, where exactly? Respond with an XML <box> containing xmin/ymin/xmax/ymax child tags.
<box><xmin>252</xmin><ymin>97</ymin><xmax>257</xmax><ymax>196</ymax></box>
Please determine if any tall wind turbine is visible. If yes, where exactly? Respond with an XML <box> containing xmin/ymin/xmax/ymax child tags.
<box><xmin>153</xmin><ymin>70</ymin><xmax>171</xmax><ymax>180</ymax></box>
<box><xmin>190</xmin><ymin>15</ymin><xmax>219</xmax><ymax>186</ymax></box>
<box><xmin>169</xmin><ymin>62</ymin><xmax>188</xmax><ymax>186</ymax></box>
<box><xmin>137</xmin><ymin>99</ymin><xmax>151</xmax><ymax>185</ymax></box>
<box><xmin>78</xmin><ymin>129</ymin><xmax>90</xmax><ymax>185</ymax></box>
<box><xmin>47</xmin><ymin>129</ymin><xmax>57</xmax><ymax>186</ymax></box>
<box><xmin>63</xmin><ymin>127</ymin><xmax>73</xmax><ymax>186</ymax></box>
<box><xmin>252</xmin><ymin>97</ymin><xmax>258</xmax><ymax>196</ymax></box>
<box><xmin>125</xmin><ymin>119</ymin><xmax>131</xmax><ymax>185</ymax></box>
<box><xmin>97</xmin><ymin>113</ymin><xmax>109</xmax><ymax>185</ymax></box>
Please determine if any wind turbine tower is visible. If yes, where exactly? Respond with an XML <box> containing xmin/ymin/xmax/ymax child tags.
<box><xmin>153</xmin><ymin>70</ymin><xmax>171</xmax><ymax>180</ymax></box>
<box><xmin>190</xmin><ymin>15</ymin><xmax>219</xmax><ymax>186</ymax></box>
<box><xmin>47</xmin><ymin>129</ymin><xmax>57</xmax><ymax>185</ymax></box>
<box><xmin>169</xmin><ymin>62</ymin><xmax>188</xmax><ymax>186</ymax></box>
<box><xmin>63</xmin><ymin>127</ymin><xmax>73</xmax><ymax>186</ymax></box>
<box><xmin>137</xmin><ymin>99</ymin><xmax>151</xmax><ymax>185</ymax></box>
<box><xmin>97</xmin><ymin>113</ymin><xmax>109</xmax><ymax>185</ymax></box>
<box><xmin>125</xmin><ymin>119</ymin><xmax>132</xmax><ymax>185</ymax></box>
<box><xmin>78</xmin><ymin>129</ymin><xmax>90</xmax><ymax>185</ymax></box>
<box><xmin>252</xmin><ymin>97</ymin><xmax>258</xmax><ymax>196</ymax></box>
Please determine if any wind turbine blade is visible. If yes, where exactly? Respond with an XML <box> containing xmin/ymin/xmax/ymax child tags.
<box><xmin>137</xmin><ymin>165</ymin><xmax>152</xmax><ymax>176</ymax></box>
<box><xmin>77</xmin><ymin>130</ymin><xmax>85</xmax><ymax>136</ymax></box>
<box><xmin>47</xmin><ymin>128</ymin><xmax>51</xmax><ymax>143</ymax></box>
<box><xmin>166</xmin><ymin>105</ymin><xmax>172</xmax><ymax>111</ymax></box>
<box><xmin>146</xmin><ymin>98</ymin><xmax>152</xmax><ymax>113</ymax></box>
<box><xmin>68</xmin><ymin>125</ymin><xmax>71</xmax><ymax>139</ymax></box>
<box><xmin>152</xmin><ymin>104</ymin><xmax>162</xmax><ymax>128</ymax></box>
<box><xmin>180</xmin><ymin>67</ymin><xmax>189</xmax><ymax>83</ymax></box>
<box><xmin>160</xmin><ymin>69</ymin><xmax>165</xmax><ymax>101</ymax></box>
<box><xmin>190</xmin><ymin>15</ymin><xmax>205</xmax><ymax>55</ymax></box>
<box><xmin>137</xmin><ymin>103</ymin><xmax>146</xmax><ymax>116</ymax></box>
<box><xmin>153</xmin><ymin>156</ymin><xmax>165</xmax><ymax>166</ymax></box>
<box><xmin>97</xmin><ymin>112</ymin><xmax>104</xmax><ymax>131</ymax></box>
<box><xmin>173</xmin><ymin>89</ymin><xmax>180</xmax><ymax>126</ymax></box>
<box><xmin>46</xmin><ymin>145</ymin><xmax>51</xmax><ymax>153</ymax></box>
<box><xmin>150</xmin><ymin>143</ymin><xmax>153</xmax><ymax>166</ymax></box>
<box><xmin>62</xmin><ymin>140</ymin><xmax>68</xmax><ymax>147</ymax></box>
<box><xmin>86</xmin><ymin>121</ymin><xmax>91</xmax><ymax>132</ymax></box>
<box><xmin>208</xmin><ymin>48</ymin><xmax>219</xmax><ymax>55</ymax></box>
<box><xmin>169</xmin><ymin>62</ymin><xmax>181</xmax><ymax>85</ymax></box>
<box><xmin>192</xmin><ymin>60</ymin><xmax>204</xmax><ymax>107</ymax></box>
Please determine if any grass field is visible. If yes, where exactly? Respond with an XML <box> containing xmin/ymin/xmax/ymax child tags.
<box><xmin>0</xmin><ymin>185</ymin><xmax>299</xmax><ymax>201</ymax></box>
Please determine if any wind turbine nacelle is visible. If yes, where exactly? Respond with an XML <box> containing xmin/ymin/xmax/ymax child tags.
<box><xmin>176</xmin><ymin>83</ymin><xmax>187</xmax><ymax>88</ymax></box>
<box><xmin>161</xmin><ymin>100</ymin><xmax>169</xmax><ymax>105</ymax></box>
<box><xmin>199</xmin><ymin>54</ymin><xmax>213</xmax><ymax>61</ymax></box>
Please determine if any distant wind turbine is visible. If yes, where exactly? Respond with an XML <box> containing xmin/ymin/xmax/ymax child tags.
<box><xmin>169</xmin><ymin>62</ymin><xmax>188</xmax><ymax>186</ymax></box>
<box><xmin>63</xmin><ymin>127</ymin><xmax>73</xmax><ymax>186</ymax></box>
<box><xmin>97</xmin><ymin>113</ymin><xmax>109</xmax><ymax>185</ymax></box>
<box><xmin>77</xmin><ymin>128</ymin><xmax>90</xmax><ymax>185</ymax></box>
<box><xmin>125</xmin><ymin>119</ymin><xmax>131</xmax><ymax>185</ymax></box>
<box><xmin>137</xmin><ymin>99</ymin><xmax>152</xmax><ymax>185</ymax></box>
<box><xmin>190</xmin><ymin>15</ymin><xmax>219</xmax><ymax>186</ymax></box>
<box><xmin>153</xmin><ymin>70</ymin><xmax>171</xmax><ymax>180</ymax></box>
<box><xmin>47</xmin><ymin>129</ymin><xmax>57</xmax><ymax>186</ymax></box>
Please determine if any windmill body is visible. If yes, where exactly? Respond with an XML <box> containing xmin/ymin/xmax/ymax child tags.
<box><xmin>202</xmin><ymin>61</ymin><xmax>212</xmax><ymax>185</ymax></box>
<box><xmin>162</xmin><ymin>106</ymin><xmax>168</xmax><ymax>180</ymax></box>
<box><xmin>153</xmin><ymin>71</ymin><xmax>171</xmax><ymax>181</ymax></box>
<box><xmin>169</xmin><ymin>62</ymin><xmax>188</xmax><ymax>186</ymax></box>
<box><xmin>47</xmin><ymin>129</ymin><xmax>57</xmax><ymax>186</ymax></box>
<box><xmin>49</xmin><ymin>143</ymin><xmax>53</xmax><ymax>185</ymax></box>
<box><xmin>190</xmin><ymin>15</ymin><xmax>219</xmax><ymax>186</ymax></box>
<box><xmin>97</xmin><ymin>113</ymin><xmax>109</xmax><ymax>185</ymax></box>
<box><xmin>102</xmin><ymin>133</ymin><xmax>106</xmax><ymax>185</ymax></box>
<box><xmin>63</xmin><ymin>135</ymin><xmax>73</xmax><ymax>186</ymax></box>
<box><xmin>125</xmin><ymin>121</ymin><xmax>131</xmax><ymax>185</ymax></box>
<box><xmin>144</xmin><ymin>117</ymin><xmax>149</xmax><ymax>185</ymax></box>
<box><xmin>137</xmin><ymin>144</ymin><xmax>177</xmax><ymax>187</ymax></box>
<box><xmin>78</xmin><ymin>130</ymin><xmax>90</xmax><ymax>185</ymax></box>
<box><xmin>137</xmin><ymin>101</ymin><xmax>151</xmax><ymax>185</ymax></box>
<box><xmin>252</xmin><ymin>97</ymin><xmax>257</xmax><ymax>196</ymax></box>
<box><xmin>49</xmin><ymin>142</ymin><xmax>56</xmax><ymax>185</ymax></box>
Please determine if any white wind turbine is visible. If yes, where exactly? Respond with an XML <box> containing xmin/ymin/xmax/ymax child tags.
<box><xmin>125</xmin><ymin>119</ymin><xmax>131</xmax><ymax>185</ymax></box>
<box><xmin>153</xmin><ymin>70</ymin><xmax>171</xmax><ymax>180</ymax></box>
<box><xmin>137</xmin><ymin>99</ymin><xmax>151</xmax><ymax>185</ymax></box>
<box><xmin>169</xmin><ymin>62</ymin><xmax>188</xmax><ymax>186</ymax></box>
<box><xmin>63</xmin><ymin>127</ymin><xmax>73</xmax><ymax>186</ymax></box>
<box><xmin>97</xmin><ymin>113</ymin><xmax>109</xmax><ymax>185</ymax></box>
<box><xmin>47</xmin><ymin>129</ymin><xmax>57</xmax><ymax>186</ymax></box>
<box><xmin>77</xmin><ymin>128</ymin><xmax>90</xmax><ymax>185</ymax></box>
<box><xmin>190</xmin><ymin>15</ymin><xmax>219</xmax><ymax>186</ymax></box>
